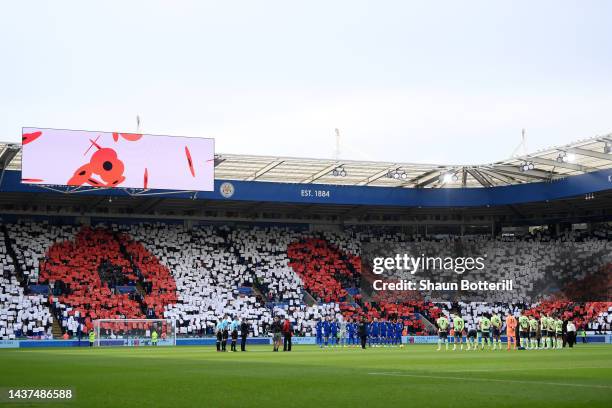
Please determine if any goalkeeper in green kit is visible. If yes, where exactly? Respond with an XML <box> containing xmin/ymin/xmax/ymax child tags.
<box><xmin>151</xmin><ymin>330</ymin><xmax>158</xmax><ymax>347</ymax></box>
<box><xmin>452</xmin><ymin>314</ymin><xmax>465</xmax><ymax>351</ymax></box>
<box><xmin>436</xmin><ymin>315</ymin><xmax>449</xmax><ymax>351</ymax></box>
<box><xmin>479</xmin><ymin>315</ymin><xmax>492</xmax><ymax>350</ymax></box>
<box><xmin>490</xmin><ymin>313</ymin><xmax>502</xmax><ymax>350</ymax></box>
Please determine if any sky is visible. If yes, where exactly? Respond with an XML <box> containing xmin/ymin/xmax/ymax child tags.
<box><xmin>1</xmin><ymin>0</ymin><xmax>611</xmax><ymax>165</ymax></box>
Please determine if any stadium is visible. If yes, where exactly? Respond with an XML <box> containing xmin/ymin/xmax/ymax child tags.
<box><xmin>1</xmin><ymin>130</ymin><xmax>611</xmax><ymax>407</ymax></box>
<box><xmin>2</xmin><ymin>2</ymin><xmax>612</xmax><ymax>408</ymax></box>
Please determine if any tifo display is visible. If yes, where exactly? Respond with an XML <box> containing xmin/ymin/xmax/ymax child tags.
<box><xmin>1</xmin><ymin>220</ymin><xmax>610</xmax><ymax>344</ymax></box>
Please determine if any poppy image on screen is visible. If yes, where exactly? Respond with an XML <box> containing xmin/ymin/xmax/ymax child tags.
<box><xmin>20</xmin><ymin>127</ymin><xmax>215</xmax><ymax>191</ymax></box>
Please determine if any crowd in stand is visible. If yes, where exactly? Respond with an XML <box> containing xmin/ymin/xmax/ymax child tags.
<box><xmin>0</xmin><ymin>233</ymin><xmax>53</xmax><ymax>339</ymax></box>
<box><xmin>0</xmin><ymin>220</ymin><xmax>610</xmax><ymax>340</ymax></box>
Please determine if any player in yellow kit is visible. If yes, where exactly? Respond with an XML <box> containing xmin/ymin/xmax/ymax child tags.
<box><xmin>555</xmin><ymin>317</ymin><xmax>564</xmax><ymax>349</ymax></box>
<box><xmin>478</xmin><ymin>315</ymin><xmax>491</xmax><ymax>350</ymax></box>
<box><xmin>452</xmin><ymin>314</ymin><xmax>465</xmax><ymax>351</ymax></box>
<box><xmin>436</xmin><ymin>315</ymin><xmax>450</xmax><ymax>351</ymax></box>
<box><xmin>490</xmin><ymin>313</ymin><xmax>502</xmax><ymax>350</ymax></box>
<box><xmin>528</xmin><ymin>315</ymin><xmax>539</xmax><ymax>350</ymax></box>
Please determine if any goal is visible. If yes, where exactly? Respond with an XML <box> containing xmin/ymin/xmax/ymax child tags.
<box><xmin>93</xmin><ymin>319</ymin><xmax>177</xmax><ymax>347</ymax></box>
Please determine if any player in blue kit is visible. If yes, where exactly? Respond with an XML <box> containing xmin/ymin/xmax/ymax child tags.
<box><xmin>347</xmin><ymin>319</ymin><xmax>357</xmax><ymax>346</ymax></box>
<box><xmin>379</xmin><ymin>319</ymin><xmax>387</xmax><ymax>346</ymax></box>
<box><xmin>388</xmin><ymin>321</ymin><xmax>396</xmax><ymax>346</ymax></box>
<box><xmin>394</xmin><ymin>320</ymin><xmax>403</xmax><ymax>346</ymax></box>
<box><xmin>368</xmin><ymin>319</ymin><xmax>379</xmax><ymax>347</ymax></box>
<box><xmin>322</xmin><ymin>317</ymin><xmax>331</xmax><ymax>348</ymax></box>
<box><xmin>330</xmin><ymin>319</ymin><xmax>339</xmax><ymax>347</ymax></box>
<box><xmin>316</xmin><ymin>320</ymin><xmax>323</xmax><ymax>347</ymax></box>
<box><xmin>386</xmin><ymin>320</ymin><xmax>393</xmax><ymax>346</ymax></box>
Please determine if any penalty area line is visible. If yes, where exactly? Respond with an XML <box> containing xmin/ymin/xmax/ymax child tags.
<box><xmin>367</xmin><ymin>372</ymin><xmax>612</xmax><ymax>389</ymax></box>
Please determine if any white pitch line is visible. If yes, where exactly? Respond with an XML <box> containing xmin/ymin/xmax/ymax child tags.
<box><xmin>435</xmin><ymin>366</ymin><xmax>612</xmax><ymax>373</ymax></box>
<box><xmin>368</xmin><ymin>372</ymin><xmax>612</xmax><ymax>389</ymax></box>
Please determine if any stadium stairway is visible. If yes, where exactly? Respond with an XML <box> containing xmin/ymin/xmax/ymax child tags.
<box><xmin>1</xmin><ymin>224</ymin><xmax>26</xmax><ymax>286</ymax></box>
<box><xmin>51</xmin><ymin>318</ymin><xmax>63</xmax><ymax>339</ymax></box>
<box><xmin>252</xmin><ymin>277</ymin><xmax>268</xmax><ymax>305</ymax></box>
<box><xmin>302</xmin><ymin>290</ymin><xmax>316</xmax><ymax>306</ymax></box>
<box><xmin>418</xmin><ymin>313</ymin><xmax>437</xmax><ymax>335</ymax></box>
<box><xmin>114</xmin><ymin>232</ymin><xmax>156</xmax><ymax>317</ymax></box>
<box><xmin>343</xmin><ymin>291</ymin><xmax>357</xmax><ymax>307</ymax></box>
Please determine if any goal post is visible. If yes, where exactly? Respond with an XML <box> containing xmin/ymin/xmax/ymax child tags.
<box><xmin>93</xmin><ymin>319</ymin><xmax>177</xmax><ymax>347</ymax></box>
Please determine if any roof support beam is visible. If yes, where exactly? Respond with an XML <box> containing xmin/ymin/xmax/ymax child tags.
<box><xmin>466</xmin><ymin>169</ymin><xmax>492</xmax><ymax>187</ymax></box>
<box><xmin>478</xmin><ymin>168</ymin><xmax>518</xmax><ymax>185</ymax></box>
<box><xmin>413</xmin><ymin>172</ymin><xmax>443</xmax><ymax>188</ymax></box>
<box><xmin>246</xmin><ymin>160</ymin><xmax>284</xmax><ymax>181</ymax></box>
<box><xmin>490</xmin><ymin>165</ymin><xmax>552</xmax><ymax>180</ymax></box>
<box><xmin>476</xmin><ymin>169</ymin><xmax>497</xmax><ymax>187</ymax></box>
<box><xmin>356</xmin><ymin>165</ymin><xmax>398</xmax><ymax>186</ymax></box>
<box><xmin>301</xmin><ymin>163</ymin><xmax>341</xmax><ymax>184</ymax></box>
<box><xmin>564</xmin><ymin>147</ymin><xmax>612</xmax><ymax>161</ymax></box>
<box><xmin>0</xmin><ymin>144</ymin><xmax>20</xmax><ymax>187</ymax></box>
<box><xmin>402</xmin><ymin>169</ymin><xmax>445</xmax><ymax>188</ymax></box>
<box><xmin>527</xmin><ymin>156</ymin><xmax>595</xmax><ymax>172</ymax></box>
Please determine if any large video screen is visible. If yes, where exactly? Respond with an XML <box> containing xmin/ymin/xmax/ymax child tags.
<box><xmin>21</xmin><ymin>127</ymin><xmax>214</xmax><ymax>191</ymax></box>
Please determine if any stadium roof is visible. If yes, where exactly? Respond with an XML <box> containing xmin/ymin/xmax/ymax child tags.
<box><xmin>1</xmin><ymin>134</ymin><xmax>611</xmax><ymax>189</ymax></box>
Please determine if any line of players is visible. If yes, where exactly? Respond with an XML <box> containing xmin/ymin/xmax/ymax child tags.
<box><xmin>316</xmin><ymin>317</ymin><xmax>404</xmax><ymax>347</ymax></box>
<box><xmin>436</xmin><ymin>311</ymin><xmax>571</xmax><ymax>351</ymax></box>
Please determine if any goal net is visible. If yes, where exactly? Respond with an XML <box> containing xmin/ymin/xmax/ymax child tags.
<box><xmin>93</xmin><ymin>319</ymin><xmax>176</xmax><ymax>347</ymax></box>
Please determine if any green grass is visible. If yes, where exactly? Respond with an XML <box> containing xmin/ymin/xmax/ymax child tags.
<box><xmin>1</xmin><ymin>344</ymin><xmax>611</xmax><ymax>408</ymax></box>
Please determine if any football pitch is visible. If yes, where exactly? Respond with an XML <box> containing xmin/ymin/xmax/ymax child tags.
<box><xmin>1</xmin><ymin>345</ymin><xmax>611</xmax><ymax>408</ymax></box>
